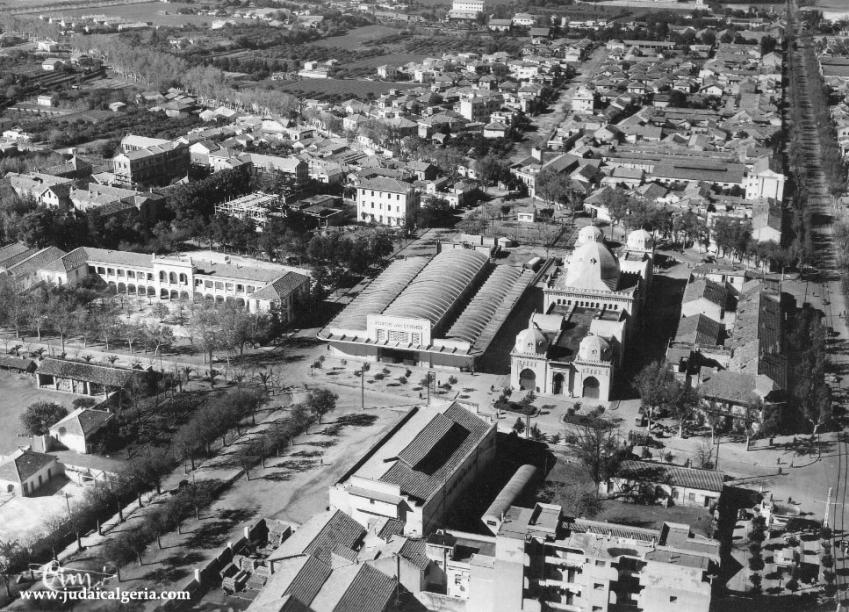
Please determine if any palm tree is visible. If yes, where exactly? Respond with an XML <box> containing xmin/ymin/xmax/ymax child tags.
<box><xmin>255</xmin><ymin>370</ymin><xmax>275</xmax><ymax>395</ymax></box>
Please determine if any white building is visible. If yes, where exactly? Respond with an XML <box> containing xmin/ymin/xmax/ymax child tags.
<box><xmin>511</xmin><ymin>227</ymin><xmax>653</xmax><ymax>400</ymax></box>
<box><xmin>49</xmin><ymin>408</ymin><xmax>114</xmax><ymax>454</ymax></box>
<box><xmin>572</xmin><ymin>86</ymin><xmax>595</xmax><ymax>112</ymax></box>
<box><xmin>0</xmin><ymin>449</ymin><xmax>62</xmax><ymax>497</ymax></box>
<box><xmin>449</xmin><ymin>0</ymin><xmax>484</xmax><ymax>18</ymax></box>
<box><xmin>35</xmin><ymin>248</ymin><xmax>310</xmax><ymax>319</ymax></box>
<box><xmin>745</xmin><ymin>157</ymin><xmax>785</xmax><ymax>202</ymax></box>
<box><xmin>356</xmin><ymin>177</ymin><xmax>419</xmax><ymax>227</ymax></box>
<box><xmin>329</xmin><ymin>402</ymin><xmax>496</xmax><ymax>537</ymax></box>
<box><xmin>459</xmin><ymin>92</ymin><xmax>503</xmax><ymax>123</ymax></box>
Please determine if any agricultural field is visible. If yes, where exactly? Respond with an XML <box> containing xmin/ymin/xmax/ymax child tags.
<box><xmin>311</xmin><ymin>24</ymin><xmax>402</xmax><ymax>49</ymax></box>
<box><xmin>265</xmin><ymin>77</ymin><xmax>419</xmax><ymax>100</ymax></box>
<box><xmin>56</xmin><ymin>1</ymin><xmax>220</xmax><ymax>27</ymax></box>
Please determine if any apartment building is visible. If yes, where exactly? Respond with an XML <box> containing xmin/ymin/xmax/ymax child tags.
<box><xmin>422</xmin><ymin>503</ymin><xmax>718</xmax><ymax>612</ymax></box>
<box><xmin>112</xmin><ymin>135</ymin><xmax>190</xmax><ymax>187</ymax></box>
<box><xmin>459</xmin><ymin>92</ymin><xmax>504</xmax><ymax>123</ymax></box>
<box><xmin>356</xmin><ymin>176</ymin><xmax>419</xmax><ymax>227</ymax></box>
<box><xmin>449</xmin><ymin>0</ymin><xmax>484</xmax><ymax>18</ymax></box>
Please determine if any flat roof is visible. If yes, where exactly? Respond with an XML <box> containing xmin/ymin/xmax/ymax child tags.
<box><xmin>548</xmin><ymin>306</ymin><xmax>598</xmax><ymax>362</ymax></box>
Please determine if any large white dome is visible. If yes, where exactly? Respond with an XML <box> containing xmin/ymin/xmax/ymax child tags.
<box><xmin>515</xmin><ymin>324</ymin><xmax>548</xmax><ymax>355</ymax></box>
<box><xmin>627</xmin><ymin>228</ymin><xmax>654</xmax><ymax>252</ymax></box>
<box><xmin>564</xmin><ymin>240</ymin><xmax>620</xmax><ymax>292</ymax></box>
<box><xmin>576</xmin><ymin>225</ymin><xmax>605</xmax><ymax>246</ymax></box>
<box><xmin>578</xmin><ymin>334</ymin><xmax>611</xmax><ymax>362</ymax></box>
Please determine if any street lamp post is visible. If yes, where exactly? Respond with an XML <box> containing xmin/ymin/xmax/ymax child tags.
<box><xmin>360</xmin><ymin>362</ymin><xmax>370</xmax><ymax>411</ymax></box>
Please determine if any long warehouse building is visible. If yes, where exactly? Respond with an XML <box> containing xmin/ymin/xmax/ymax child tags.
<box><xmin>317</xmin><ymin>247</ymin><xmax>536</xmax><ymax>370</ymax></box>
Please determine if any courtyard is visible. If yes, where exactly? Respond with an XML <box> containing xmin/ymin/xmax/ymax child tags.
<box><xmin>0</xmin><ymin>369</ymin><xmax>80</xmax><ymax>455</ymax></box>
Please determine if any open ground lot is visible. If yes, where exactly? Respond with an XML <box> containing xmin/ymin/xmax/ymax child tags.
<box><xmin>0</xmin><ymin>476</ymin><xmax>86</xmax><ymax>543</ymax></box>
<box><xmin>0</xmin><ymin>370</ymin><xmax>80</xmax><ymax>455</ymax></box>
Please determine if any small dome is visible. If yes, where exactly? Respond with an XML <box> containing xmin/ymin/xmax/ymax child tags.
<box><xmin>564</xmin><ymin>240</ymin><xmax>620</xmax><ymax>291</ymax></box>
<box><xmin>515</xmin><ymin>323</ymin><xmax>548</xmax><ymax>355</ymax></box>
<box><xmin>627</xmin><ymin>228</ymin><xmax>654</xmax><ymax>251</ymax></box>
<box><xmin>578</xmin><ymin>334</ymin><xmax>610</xmax><ymax>362</ymax></box>
<box><xmin>576</xmin><ymin>225</ymin><xmax>605</xmax><ymax>246</ymax></box>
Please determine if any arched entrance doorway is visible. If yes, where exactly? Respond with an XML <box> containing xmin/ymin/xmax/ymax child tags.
<box><xmin>582</xmin><ymin>376</ymin><xmax>600</xmax><ymax>399</ymax></box>
<box><xmin>519</xmin><ymin>369</ymin><xmax>536</xmax><ymax>391</ymax></box>
<box><xmin>552</xmin><ymin>372</ymin><xmax>565</xmax><ymax>395</ymax></box>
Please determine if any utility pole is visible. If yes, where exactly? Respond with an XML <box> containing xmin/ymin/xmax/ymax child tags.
<box><xmin>715</xmin><ymin>434</ymin><xmax>721</xmax><ymax>471</ymax></box>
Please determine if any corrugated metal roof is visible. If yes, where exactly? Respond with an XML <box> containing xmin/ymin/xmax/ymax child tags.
<box><xmin>327</xmin><ymin>257</ymin><xmax>430</xmax><ymax>332</ymax></box>
<box><xmin>382</xmin><ymin>249</ymin><xmax>488</xmax><ymax>327</ymax></box>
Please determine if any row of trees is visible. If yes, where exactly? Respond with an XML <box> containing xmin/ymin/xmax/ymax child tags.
<box><xmin>0</xmin><ymin>384</ymin><xmax>340</xmax><ymax>591</ymax></box>
<box><xmin>0</xmin><ymin>276</ymin><xmax>287</xmax><ymax>368</ymax></box>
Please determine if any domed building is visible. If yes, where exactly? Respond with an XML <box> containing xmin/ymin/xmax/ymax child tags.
<box><xmin>510</xmin><ymin>229</ymin><xmax>654</xmax><ymax>401</ymax></box>
<box><xmin>575</xmin><ymin>224</ymin><xmax>605</xmax><ymax>246</ymax></box>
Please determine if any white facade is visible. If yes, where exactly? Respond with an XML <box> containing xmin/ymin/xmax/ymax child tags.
<box><xmin>356</xmin><ymin>180</ymin><xmax>418</xmax><ymax>227</ymax></box>
<box><xmin>745</xmin><ymin>168</ymin><xmax>785</xmax><ymax>201</ymax></box>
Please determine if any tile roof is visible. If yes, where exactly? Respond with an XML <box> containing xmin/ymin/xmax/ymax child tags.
<box><xmin>617</xmin><ymin>460</ymin><xmax>724</xmax><ymax>493</ymax></box>
<box><xmin>674</xmin><ymin>314</ymin><xmax>725</xmax><ymax>346</ymax></box>
<box><xmin>50</xmin><ymin>408</ymin><xmax>113</xmax><ymax>438</ymax></box>
<box><xmin>8</xmin><ymin>247</ymin><xmax>67</xmax><ymax>277</ymax></box>
<box><xmin>682</xmin><ymin>279</ymin><xmax>727</xmax><ymax>307</ymax></box>
<box><xmin>0</xmin><ymin>449</ymin><xmax>56</xmax><ymax>484</ymax></box>
<box><xmin>358</xmin><ymin>176</ymin><xmax>413</xmax><ymax>194</ymax></box>
<box><xmin>0</xmin><ymin>355</ymin><xmax>35</xmax><ymax>371</ymax></box>
<box><xmin>376</xmin><ymin>518</ymin><xmax>405</xmax><ymax>541</ymax></box>
<box><xmin>251</xmin><ymin>272</ymin><xmax>310</xmax><ymax>301</ymax></box>
<box><xmin>380</xmin><ymin>403</ymin><xmax>492</xmax><ymax>502</ymax></box>
<box><xmin>301</xmin><ymin>510</ymin><xmax>366</xmax><ymax>565</ymax></box>
<box><xmin>698</xmin><ymin>369</ymin><xmax>772</xmax><ymax>406</ymax></box>
<box><xmin>398</xmin><ymin>538</ymin><xmax>429</xmax><ymax>570</ymax></box>
<box><xmin>81</xmin><ymin>247</ymin><xmax>152</xmax><ymax>269</ymax></box>
<box><xmin>284</xmin><ymin>556</ymin><xmax>332</xmax><ymax>607</ymax></box>
<box><xmin>332</xmin><ymin>563</ymin><xmax>396</xmax><ymax>612</ymax></box>
<box><xmin>37</xmin><ymin>358</ymin><xmax>139</xmax><ymax>388</ymax></box>
<box><xmin>0</xmin><ymin>242</ymin><xmax>32</xmax><ymax>267</ymax></box>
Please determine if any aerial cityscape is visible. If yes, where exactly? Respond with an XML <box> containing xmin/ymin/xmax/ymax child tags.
<box><xmin>0</xmin><ymin>0</ymin><xmax>845</xmax><ymax>610</ymax></box>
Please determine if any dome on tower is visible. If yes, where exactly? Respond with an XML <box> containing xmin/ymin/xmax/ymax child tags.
<box><xmin>578</xmin><ymin>334</ymin><xmax>610</xmax><ymax>362</ymax></box>
<box><xmin>576</xmin><ymin>225</ymin><xmax>605</xmax><ymax>246</ymax></box>
<box><xmin>563</xmin><ymin>240</ymin><xmax>620</xmax><ymax>292</ymax></box>
<box><xmin>514</xmin><ymin>323</ymin><xmax>548</xmax><ymax>355</ymax></box>
<box><xmin>627</xmin><ymin>228</ymin><xmax>654</xmax><ymax>252</ymax></box>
